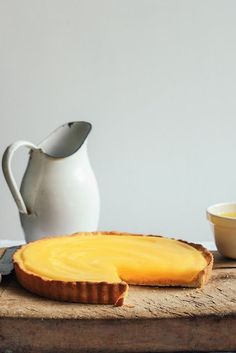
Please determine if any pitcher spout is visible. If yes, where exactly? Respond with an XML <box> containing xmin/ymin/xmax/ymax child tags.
<box><xmin>38</xmin><ymin>121</ymin><xmax>92</xmax><ymax>159</ymax></box>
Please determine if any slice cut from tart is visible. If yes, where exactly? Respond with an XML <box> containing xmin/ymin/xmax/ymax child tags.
<box><xmin>13</xmin><ymin>232</ymin><xmax>213</xmax><ymax>306</ymax></box>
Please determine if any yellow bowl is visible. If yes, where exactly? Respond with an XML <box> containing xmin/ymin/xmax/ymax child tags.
<box><xmin>207</xmin><ymin>202</ymin><xmax>236</xmax><ymax>259</ymax></box>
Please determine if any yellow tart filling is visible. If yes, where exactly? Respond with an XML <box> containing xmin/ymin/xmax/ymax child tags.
<box><xmin>14</xmin><ymin>233</ymin><xmax>207</xmax><ymax>284</ymax></box>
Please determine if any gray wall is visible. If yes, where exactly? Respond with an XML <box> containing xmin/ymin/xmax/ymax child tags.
<box><xmin>1</xmin><ymin>0</ymin><xmax>236</xmax><ymax>241</ymax></box>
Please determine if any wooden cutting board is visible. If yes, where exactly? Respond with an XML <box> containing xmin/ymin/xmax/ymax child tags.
<box><xmin>0</xmin><ymin>251</ymin><xmax>236</xmax><ymax>353</ymax></box>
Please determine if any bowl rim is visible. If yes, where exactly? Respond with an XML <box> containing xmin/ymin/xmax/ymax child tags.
<box><xmin>207</xmin><ymin>201</ymin><xmax>236</xmax><ymax>220</ymax></box>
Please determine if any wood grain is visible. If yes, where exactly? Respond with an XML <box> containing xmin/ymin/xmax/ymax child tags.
<box><xmin>0</xmin><ymin>251</ymin><xmax>236</xmax><ymax>352</ymax></box>
<box><xmin>213</xmin><ymin>251</ymin><xmax>236</xmax><ymax>268</ymax></box>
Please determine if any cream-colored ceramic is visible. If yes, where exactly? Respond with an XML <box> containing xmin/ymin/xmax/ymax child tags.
<box><xmin>207</xmin><ymin>202</ymin><xmax>236</xmax><ymax>259</ymax></box>
<box><xmin>2</xmin><ymin>122</ymin><xmax>100</xmax><ymax>242</ymax></box>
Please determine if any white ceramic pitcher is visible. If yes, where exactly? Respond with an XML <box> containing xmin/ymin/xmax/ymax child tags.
<box><xmin>2</xmin><ymin>121</ymin><xmax>100</xmax><ymax>242</ymax></box>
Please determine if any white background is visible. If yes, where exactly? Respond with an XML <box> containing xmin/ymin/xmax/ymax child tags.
<box><xmin>1</xmin><ymin>0</ymin><xmax>236</xmax><ymax>242</ymax></box>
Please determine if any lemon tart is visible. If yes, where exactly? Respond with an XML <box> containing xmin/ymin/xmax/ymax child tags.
<box><xmin>13</xmin><ymin>232</ymin><xmax>213</xmax><ymax>306</ymax></box>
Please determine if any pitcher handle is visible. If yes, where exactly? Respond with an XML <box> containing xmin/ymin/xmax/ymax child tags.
<box><xmin>2</xmin><ymin>140</ymin><xmax>38</xmax><ymax>214</ymax></box>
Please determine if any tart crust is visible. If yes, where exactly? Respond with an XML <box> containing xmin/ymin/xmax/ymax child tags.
<box><xmin>13</xmin><ymin>232</ymin><xmax>213</xmax><ymax>306</ymax></box>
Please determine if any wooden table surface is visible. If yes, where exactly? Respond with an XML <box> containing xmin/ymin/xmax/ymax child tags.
<box><xmin>0</xmin><ymin>251</ymin><xmax>236</xmax><ymax>353</ymax></box>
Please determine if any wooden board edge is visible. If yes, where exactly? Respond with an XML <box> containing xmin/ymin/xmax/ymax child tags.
<box><xmin>0</xmin><ymin>316</ymin><xmax>236</xmax><ymax>353</ymax></box>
